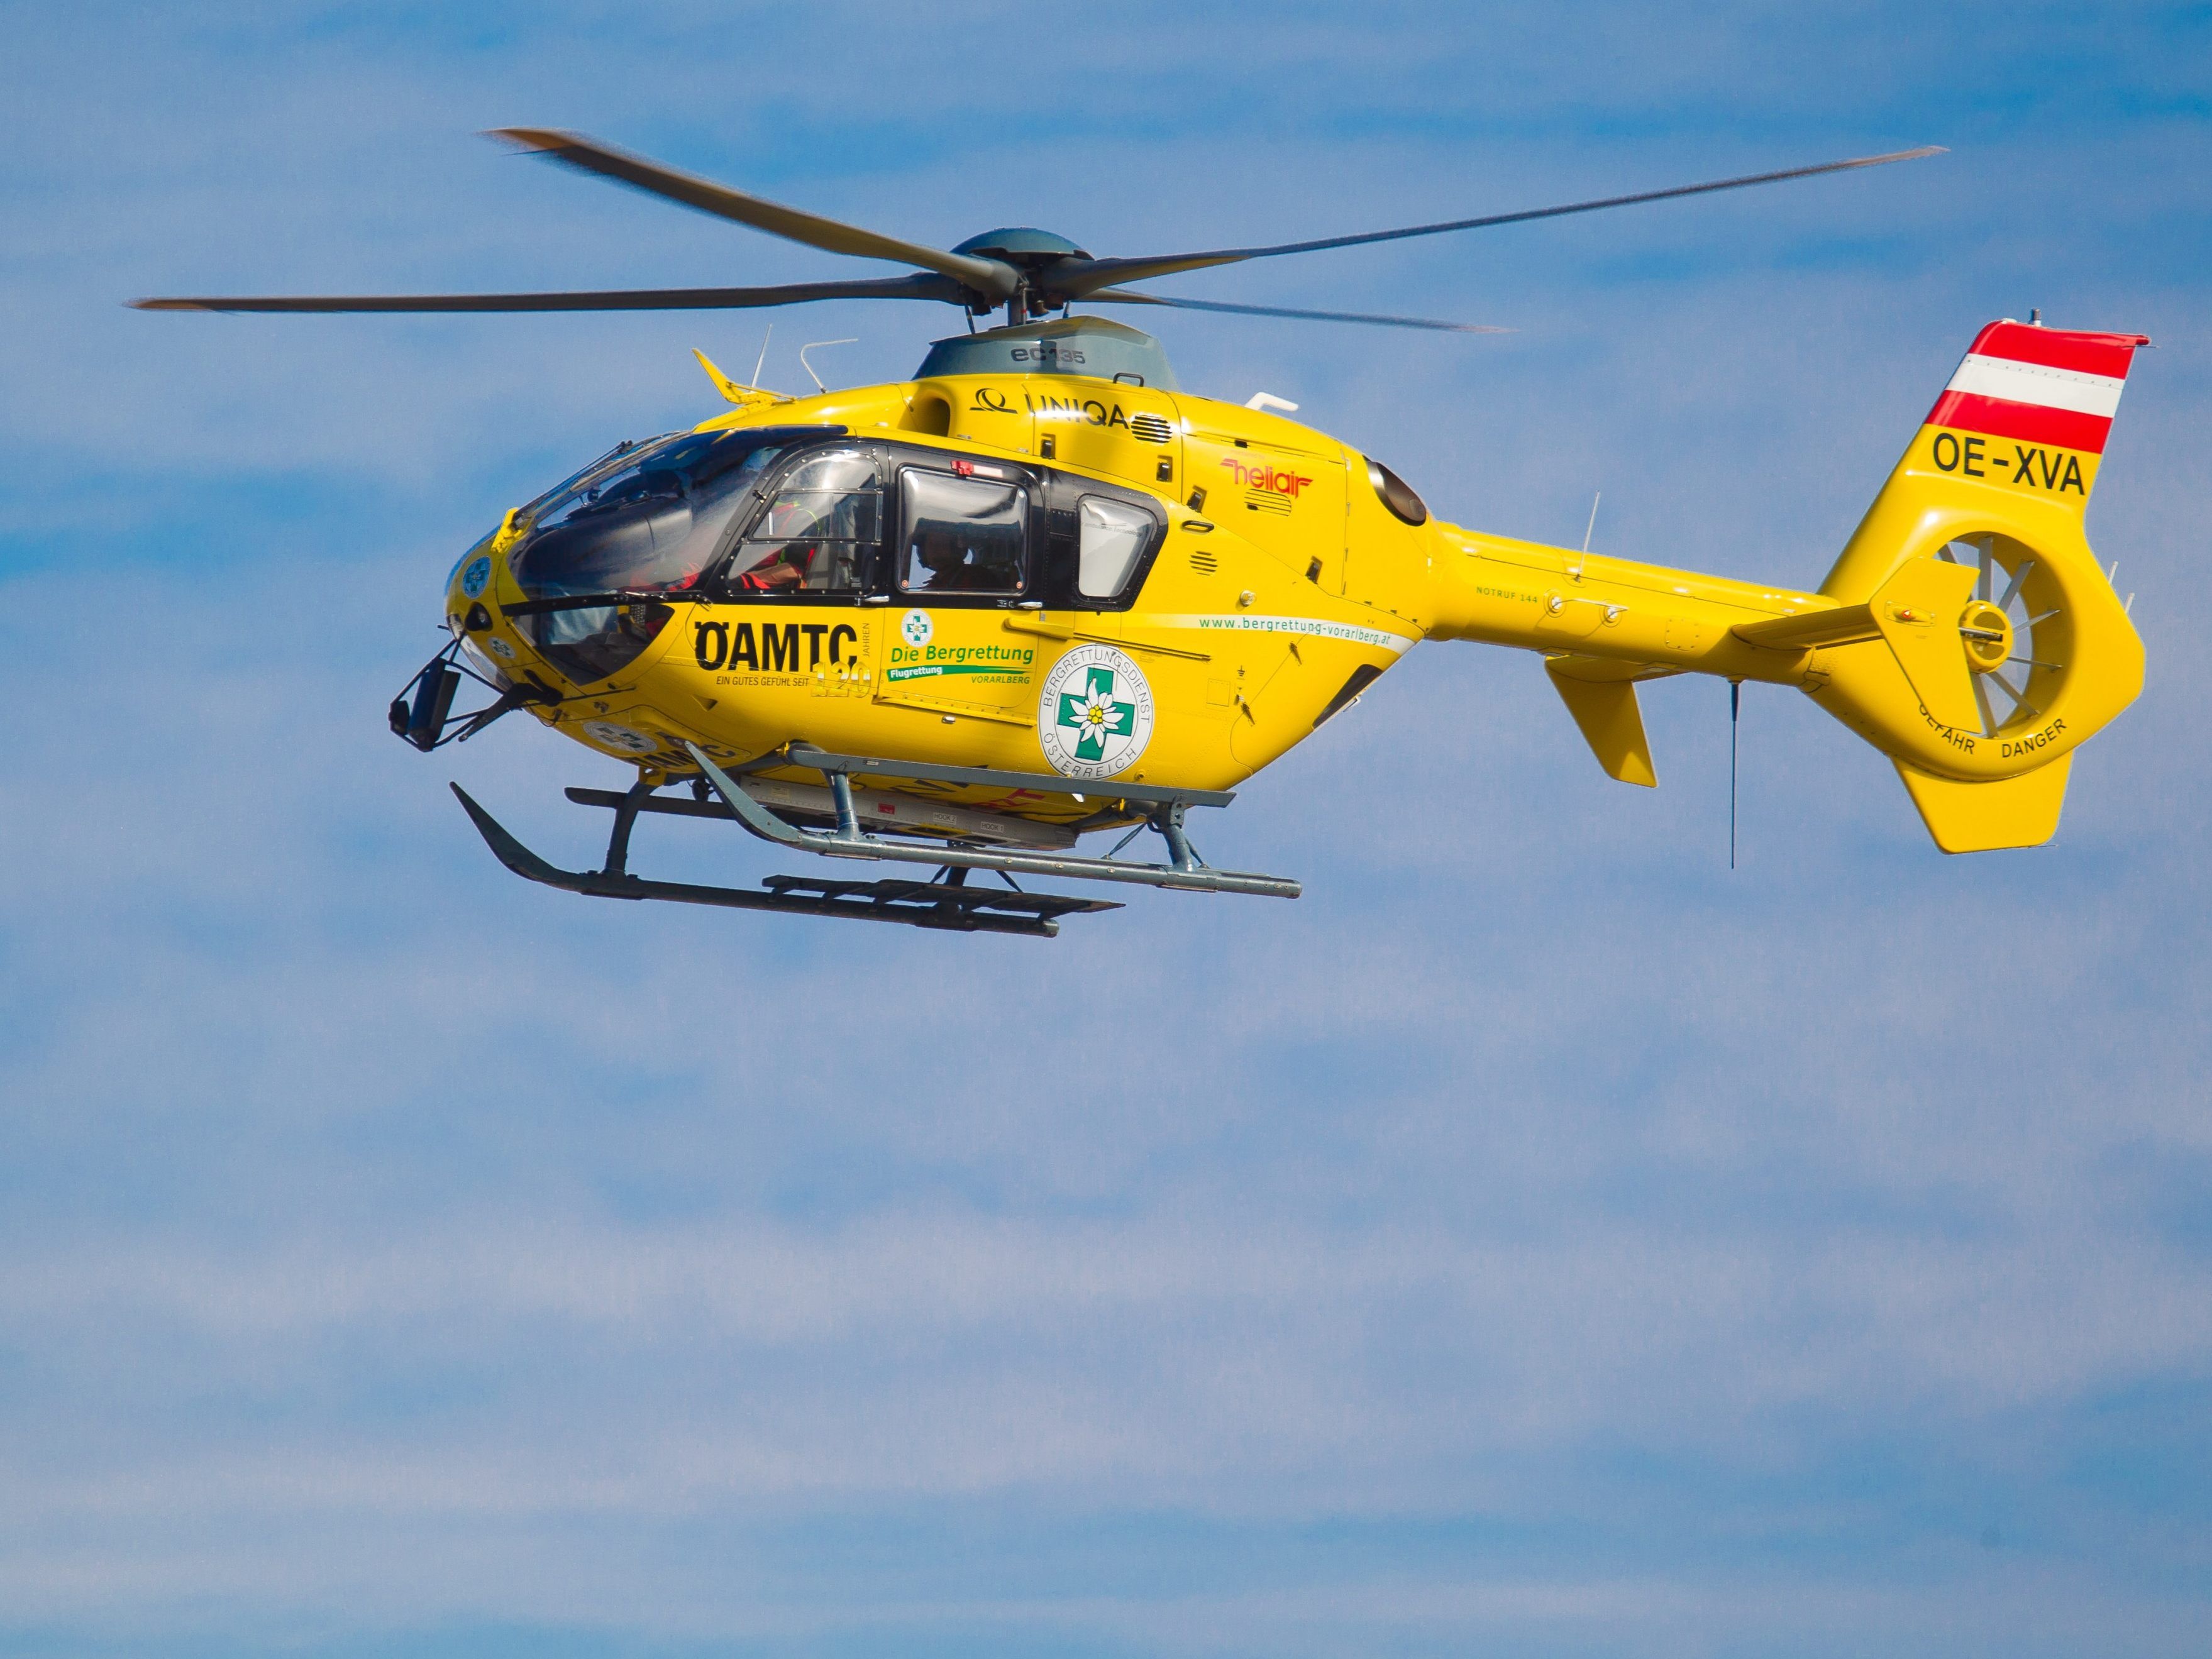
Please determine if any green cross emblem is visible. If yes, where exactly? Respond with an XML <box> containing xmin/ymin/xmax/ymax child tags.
<box><xmin>1055</xmin><ymin>664</ymin><xmax>1136</xmax><ymax>762</ymax></box>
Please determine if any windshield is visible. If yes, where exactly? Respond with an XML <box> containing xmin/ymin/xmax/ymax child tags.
<box><xmin>508</xmin><ymin>428</ymin><xmax>799</xmax><ymax>684</ymax></box>
<box><xmin>516</xmin><ymin>433</ymin><xmax>675</xmax><ymax>522</ymax></box>
<box><xmin>514</xmin><ymin>428</ymin><xmax>792</xmax><ymax>597</ymax></box>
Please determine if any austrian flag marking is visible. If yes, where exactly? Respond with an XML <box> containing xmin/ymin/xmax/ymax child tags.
<box><xmin>1925</xmin><ymin>320</ymin><xmax>2150</xmax><ymax>456</ymax></box>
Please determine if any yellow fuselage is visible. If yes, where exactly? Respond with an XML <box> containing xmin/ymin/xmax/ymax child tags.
<box><xmin>449</xmin><ymin>368</ymin><xmax>1851</xmax><ymax>824</ymax></box>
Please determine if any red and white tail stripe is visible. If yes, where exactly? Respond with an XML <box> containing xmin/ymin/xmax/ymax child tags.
<box><xmin>1926</xmin><ymin>321</ymin><xmax>2150</xmax><ymax>455</ymax></box>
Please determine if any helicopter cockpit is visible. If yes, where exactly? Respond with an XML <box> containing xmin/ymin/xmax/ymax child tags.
<box><xmin>503</xmin><ymin>426</ymin><xmax>833</xmax><ymax>682</ymax></box>
<box><xmin>484</xmin><ymin>421</ymin><xmax>1173</xmax><ymax>690</ymax></box>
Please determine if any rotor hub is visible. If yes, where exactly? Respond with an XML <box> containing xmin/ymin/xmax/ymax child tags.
<box><xmin>1958</xmin><ymin>598</ymin><xmax>2014</xmax><ymax>673</ymax></box>
<box><xmin>950</xmin><ymin>227</ymin><xmax>1091</xmax><ymax>264</ymax></box>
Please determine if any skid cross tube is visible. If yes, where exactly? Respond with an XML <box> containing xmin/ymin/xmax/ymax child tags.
<box><xmin>566</xmin><ymin>771</ymin><xmax>1078</xmax><ymax>852</ymax></box>
<box><xmin>688</xmin><ymin>744</ymin><xmax>1300</xmax><ymax>898</ymax></box>
<box><xmin>450</xmin><ymin>783</ymin><xmax>1115</xmax><ymax>936</ymax></box>
<box><xmin>601</xmin><ymin>779</ymin><xmax>657</xmax><ymax>878</ymax></box>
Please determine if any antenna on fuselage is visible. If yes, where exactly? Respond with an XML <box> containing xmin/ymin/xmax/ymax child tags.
<box><xmin>751</xmin><ymin>324</ymin><xmax>773</xmax><ymax>388</ymax></box>
<box><xmin>1728</xmin><ymin>679</ymin><xmax>1742</xmax><ymax>871</ymax></box>
<box><xmin>800</xmin><ymin>338</ymin><xmax>858</xmax><ymax>392</ymax></box>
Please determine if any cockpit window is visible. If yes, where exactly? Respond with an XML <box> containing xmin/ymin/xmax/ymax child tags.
<box><xmin>724</xmin><ymin>449</ymin><xmax>881</xmax><ymax>594</ymax></box>
<box><xmin>509</xmin><ymin>428</ymin><xmax>796</xmax><ymax>683</ymax></box>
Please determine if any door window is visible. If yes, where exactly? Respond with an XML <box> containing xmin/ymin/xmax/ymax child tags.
<box><xmin>725</xmin><ymin>449</ymin><xmax>880</xmax><ymax>594</ymax></box>
<box><xmin>899</xmin><ymin>470</ymin><xmax>1027</xmax><ymax>595</ymax></box>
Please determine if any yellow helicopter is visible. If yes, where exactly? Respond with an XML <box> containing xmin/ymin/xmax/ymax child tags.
<box><xmin>138</xmin><ymin>130</ymin><xmax>2149</xmax><ymax>937</ymax></box>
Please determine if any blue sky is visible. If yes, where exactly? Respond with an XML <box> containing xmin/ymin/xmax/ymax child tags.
<box><xmin>2</xmin><ymin>3</ymin><xmax>2209</xmax><ymax>1656</ymax></box>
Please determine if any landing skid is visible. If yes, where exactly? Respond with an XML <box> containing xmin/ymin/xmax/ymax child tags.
<box><xmin>451</xmin><ymin>785</ymin><xmax>1116</xmax><ymax>937</ymax></box>
<box><xmin>448</xmin><ymin>743</ymin><xmax>1299</xmax><ymax>937</ymax></box>
<box><xmin>686</xmin><ymin>743</ymin><xmax>1301</xmax><ymax>899</ymax></box>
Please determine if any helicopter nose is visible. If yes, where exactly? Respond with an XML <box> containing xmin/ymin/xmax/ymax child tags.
<box><xmin>441</xmin><ymin>531</ymin><xmax>523</xmax><ymax>685</ymax></box>
<box><xmin>453</xmin><ymin>542</ymin><xmax>497</xmax><ymax>614</ymax></box>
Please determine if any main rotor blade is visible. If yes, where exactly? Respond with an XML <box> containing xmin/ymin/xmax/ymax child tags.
<box><xmin>489</xmin><ymin>128</ymin><xmax>1015</xmax><ymax>300</ymax></box>
<box><xmin>1083</xmin><ymin>288</ymin><xmax>1506</xmax><ymax>333</ymax></box>
<box><xmin>1052</xmin><ymin>146</ymin><xmax>1945</xmax><ymax>296</ymax></box>
<box><xmin>130</xmin><ymin>273</ymin><xmax>965</xmax><ymax>314</ymax></box>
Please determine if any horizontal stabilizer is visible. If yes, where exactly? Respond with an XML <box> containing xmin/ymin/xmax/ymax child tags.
<box><xmin>1734</xmin><ymin>604</ymin><xmax>1881</xmax><ymax>651</ymax></box>
<box><xmin>1737</xmin><ymin>557</ymin><xmax>1981</xmax><ymax>732</ymax></box>
<box><xmin>1896</xmin><ymin>754</ymin><xmax>2072</xmax><ymax>852</ymax></box>
<box><xmin>1546</xmin><ymin>656</ymin><xmax>1659</xmax><ymax>786</ymax></box>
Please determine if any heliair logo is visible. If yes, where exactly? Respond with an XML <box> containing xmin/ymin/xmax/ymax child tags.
<box><xmin>1038</xmin><ymin>644</ymin><xmax>1153</xmax><ymax>780</ymax></box>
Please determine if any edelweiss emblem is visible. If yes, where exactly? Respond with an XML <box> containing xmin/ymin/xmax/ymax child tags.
<box><xmin>1037</xmin><ymin>644</ymin><xmax>1153</xmax><ymax>780</ymax></box>
<box><xmin>1057</xmin><ymin>666</ymin><xmax>1136</xmax><ymax>762</ymax></box>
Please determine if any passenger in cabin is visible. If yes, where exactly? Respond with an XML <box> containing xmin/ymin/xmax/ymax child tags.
<box><xmin>909</xmin><ymin>529</ymin><xmax>994</xmax><ymax>592</ymax></box>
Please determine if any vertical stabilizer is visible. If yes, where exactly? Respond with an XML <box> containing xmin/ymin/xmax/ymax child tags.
<box><xmin>1800</xmin><ymin>320</ymin><xmax>2148</xmax><ymax>849</ymax></box>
